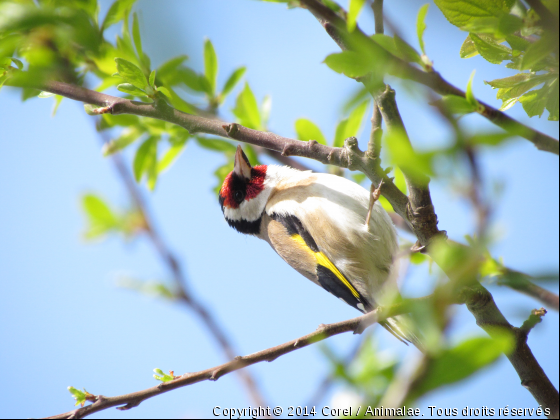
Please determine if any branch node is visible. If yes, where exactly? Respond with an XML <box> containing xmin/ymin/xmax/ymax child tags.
<box><xmin>520</xmin><ymin>307</ymin><xmax>548</xmax><ymax>335</ymax></box>
<box><xmin>343</xmin><ymin>137</ymin><xmax>363</xmax><ymax>170</ymax></box>
<box><xmin>222</xmin><ymin>123</ymin><xmax>240</xmax><ymax>137</ymax></box>
<box><xmin>282</xmin><ymin>143</ymin><xmax>297</xmax><ymax>157</ymax></box>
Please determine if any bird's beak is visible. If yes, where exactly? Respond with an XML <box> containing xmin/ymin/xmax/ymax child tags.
<box><xmin>234</xmin><ymin>145</ymin><xmax>252</xmax><ymax>181</ymax></box>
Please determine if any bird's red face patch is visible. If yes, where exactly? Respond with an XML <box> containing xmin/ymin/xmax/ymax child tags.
<box><xmin>219</xmin><ymin>165</ymin><xmax>267</xmax><ymax>209</ymax></box>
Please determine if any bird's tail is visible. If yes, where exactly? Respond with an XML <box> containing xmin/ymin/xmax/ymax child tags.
<box><xmin>380</xmin><ymin>314</ymin><xmax>424</xmax><ymax>352</ymax></box>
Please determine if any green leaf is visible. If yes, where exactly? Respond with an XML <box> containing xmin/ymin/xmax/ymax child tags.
<box><xmin>82</xmin><ymin>194</ymin><xmax>119</xmax><ymax>239</ymax></box>
<box><xmin>102</xmin><ymin>130</ymin><xmax>140</xmax><ymax>156</ymax></box>
<box><xmin>498</xmin><ymin>97</ymin><xmax>518</xmax><ymax>111</ymax></box>
<box><xmin>177</xmin><ymin>67</ymin><xmax>205</xmax><ymax>92</ymax></box>
<box><xmin>394</xmin><ymin>36</ymin><xmax>423</xmax><ymax>65</ymax></box>
<box><xmin>133</xmin><ymin>136</ymin><xmax>158</xmax><ymax>183</ymax></box>
<box><xmin>132</xmin><ymin>12</ymin><xmax>142</xmax><ymax>58</ymax></box>
<box><xmin>437</xmin><ymin>95</ymin><xmax>477</xmax><ymax>114</ymax></box>
<box><xmin>115</xmin><ymin>58</ymin><xmax>148</xmax><ymax>90</ymax></box>
<box><xmin>497</xmin><ymin>13</ymin><xmax>523</xmax><ymax>36</ymax></box>
<box><xmin>67</xmin><ymin>387</ymin><xmax>87</xmax><ymax>407</ymax></box>
<box><xmin>197</xmin><ymin>137</ymin><xmax>237</xmax><ymax>153</ymax></box>
<box><xmin>9</xmin><ymin>57</ymin><xmax>23</xmax><ymax>70</ymax></box>
<box><xmin>149</xmin><ymin>70</ymin><xmax>156</xmax><ymax>87</ymax></box>
<box><xmin>460</xmin><ymin>34</ymin><xmax>479</xmax><ymax>58</ymax></box>
<box><xmin>546</xmin><ymin>79</ymin><xmax>559</xmax><ymax>121</ymax></box>
<box><xmin>324</xmin><ymin>50</ymin><xmax>375</xmax><ymax>78</ymax></box>
<box><xmin>295</xmin><ymin>118</ymin><xmax>327</xmax><ymax>145</ymax></box>
<box><xmin>204</xmin><ymin>38</ymin><xmax>218</xmax><ymax>95</ymax></box>
<box><xmin>434</xmin><ymin>0</ymin><xmax>509</xmax><ymax>30</ymax></box>
<box><xmin>470</xmin><ymin>33</ymin><xmax>512</xmax><ymax>64</ymax></box>
<box><xmin>520</xmin><ymin>34</ymin><xmax>556</xmax><ymax>71</ymax></box>
<box><xmin>102</xmin><ymin>0</ymin><xmax>136</xmax><ymax>31</ymax></box>
<box><xmin>156</xmin><ymin>55</ymin><xmax>188</xmax><ymax>83</ymax></box>
<box><xmin>158</xmin><ymin>138</ymin><xmax>188</xmax><ymax>174</ymax></box>
<box><xmin>519</xmin><ymin>87</ymin><xmax>548</xmax><ymax>117</ymax></box>
<box><xmin>466</xmin><ymin>70</ymin><xmax>479</xmax><ymax>108</ymax></box>
<box><xmin>156</xmin><ymin>86</ymin><xmax>171</xmax><ymax>98</ymax></box>
<box><xmin>352</xmin><ymin>173</ymin><xmax>367</xmax><ymax>184</ymax></box>
<box><xmin>221</xmin><ymin>66</ymin><xmax>246</xmax><ymax>98</ymax></box>
<box><xmin>345</xmin><ymin>100</ymin><xmax>369</xmax><ymax>138</ymax></box>
<box><xmin>417</xmin><ymin>4</ymin><xmax>429</xmax><ymax>55</ymax></box>
<box><xmin>413</xmin><ymin>335</ymin><xmax>514</xmax><ymax>398</ymax></box>
<box><xmin>232</xmin><ymin>82</ymin><xmax>261</xmax><ymax>130</ymax></box>
<box><xmin>386</xmin><ymin>128</ymin><xmax>434</xmax><ymax>180</ymax></box>
<box><xmin>153</xmin><ymin>368</ymin><xmax>175</xmax><ymax>383</ymax></box>
<box><xmin>347</xmin><ymin>0</ymin><xmax>366</xmax><ymax>32</ymax></box>
<box><xmin>333</xmin><ymin>119</ymin><xmax>349</xmax><ymax>148</ymax></box>
<box><xmin>117</xmin><ymin>83</ymin><xmax>146</xmax><ymax>97</ymax></box>
<box><xmin>393</xmin><ymin>166</ymin><xmax>407</xmax><ymax>194</ymax></box>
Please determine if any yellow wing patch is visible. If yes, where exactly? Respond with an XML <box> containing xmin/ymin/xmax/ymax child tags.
<box><xmin>291</xmin><ymin>234</ymin><xmax>361</xmax><ymax>299</ymax></box>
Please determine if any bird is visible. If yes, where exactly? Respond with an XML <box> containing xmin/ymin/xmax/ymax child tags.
<box><xmin>219</xmin><ymin>145</ymin><xmax>421</xmax><ymax>348</ymax></box>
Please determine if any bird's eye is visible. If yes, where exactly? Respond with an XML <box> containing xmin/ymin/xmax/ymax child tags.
<box><xmin>234</xmin><ymin>190</ymin><xmax>245</xmax><ymax>203</ymax></box>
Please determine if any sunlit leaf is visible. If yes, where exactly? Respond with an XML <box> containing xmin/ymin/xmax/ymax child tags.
<box><xmin>232</xmin><ymin>82</ymin><xmax>261</xmax><ymax>130</ymax></box>
<box><xmin>324</xmin><ymin>50</ymin><xmax>375</xmax><ymax>78</ymax></box>
<box><xmin>470</xmin><ymin>33</ymin><xmax>512</xmax><ymax>64</ymax></box>
<box><xmin>102</xmin><ymin>0</ymin><xmax>136</xmax><ymax>31</ymax></box>
<box><xmin>204</xmin><ymin>38</ymin><xmax>218</xmax><ymax>94</ymax></box>
<box><xmin>460</xmin><ymin>34</ymin><xmax>479</xmax><ymax>58</ymax></box>
<box><xmin>434</xmin><ymin>0</ymin><xmax>508</xmax><ymax>30</ymax></box>
<box><xmin>115</xmin><ymin>57</ymin><xmax>148</xmax><ymax>90</ymax></box>
<box><xmin>82</xmin><ymin>194</ymin><xmax>120</xmax><ymax>239</ymax></box>
<box><xmin>221</xmin><ymin>66</ymin><xmax>246</xmax><ymax>99</ymax></box>
<box><xmin>117</xmin><ymin>83</ymin><xmax>146</xmax><ymax>96</ymax></box>
<box><xmin>412</xmin><ymin>335</ymin><xmax>514</xmax><ymax>398</ymax></box>
<box><xmin>519</xmin><ymin>87</ymin><xmax>548</xmax><ymax>118</ymax></box>
<box><xmin>347</xmin><ymin>0</ymin><xmax>366</xmax><ymax>32</ymax></box>
<box><xmin>417</xmin><ymin>4</ymin><xmax>429</xmax><ymax>55</ymax></box>
<box><xmin>132</xmin><ymin>12</ymin><xmax>142</xmax><ymax>58</ymax></box>
<box><xmin>295</xmin><ymin>118</ymin><xmax>327</xmax><ymax>145</ymax></box>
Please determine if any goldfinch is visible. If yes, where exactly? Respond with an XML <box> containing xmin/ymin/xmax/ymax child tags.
<box><xmin>219</xmin><ymin>146</ymin><xmax>420</xmax><ymax>348</ymax></box>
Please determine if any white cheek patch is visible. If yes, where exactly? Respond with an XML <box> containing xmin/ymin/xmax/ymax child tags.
<box><xmin>224</xmin><ymin>190</ymin><xmax>270</xmax><ymax>222</ymax></box>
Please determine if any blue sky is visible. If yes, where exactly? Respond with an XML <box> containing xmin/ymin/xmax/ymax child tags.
<box><xmin>0</xmin><ymin>0</ymin><xmax>558</xmax><ymax>418</ymax></box>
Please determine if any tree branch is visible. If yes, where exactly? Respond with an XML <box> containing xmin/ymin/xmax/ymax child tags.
<box><xmin>44</xmin><ymin>300</ymin><xmax>415</xmax><ymax>420</ymax></box>
<box><xmin>462</xmin><ymin>284</ymin><xmax>559</xmax><ymax>418</ymax></box>
<box><xmin>7</xmin><ymin>79</ymin><xmax>557</xmax><ymax>417</ymax></box>
<box><xmin>298</xmin><ymin>0</ymin><xmax>559</xmax><ymax>155</ymax></box>
<box><xmin>496</xmin><ymin>269</ymin><xmax>560</xmax><ymax>311</ymax></box>
<box><xmin>96</xmin><ymin>131</ymin><xmax>269</xmax><ymax>408</ymax></box>
<box><xmin>5</xmin><ymin>79</ymin><xmax>415</xmax><ymax>233</ymax></box>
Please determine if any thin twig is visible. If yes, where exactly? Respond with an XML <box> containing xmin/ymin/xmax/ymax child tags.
<box><xmin>44</xmin><ymin>302</ymin><xmax>409</xmax><ymax>420</ymax></box>
<box><xmin>520</xmin><ymin>307</ymin><xmax>548</xmax><ymax>334</ymax></box>
<box><xmin>96</xmin><ymin>129</ymin><xmax>269</xmax><ymax>409</ymax></box>
<box><xmin>371</xmin><ymin>0</ymin><xmax>384</xmax><ymax>35</ymax></box>
<box><xmin>297</xmin><ymin>0</ymin><xmax>559</xmax><ymax>155</ymax></box>
<box><xmin>365</xmin><ymin>179</ymin><xmax>384</xmax><ymax>226</ymax></box>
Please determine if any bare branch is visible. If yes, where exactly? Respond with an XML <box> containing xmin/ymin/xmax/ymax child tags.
<box><xmin>94</xmin><ymin>130</ymin><xmax>269</xmax><ymax>408</ymax></box>
<box><xmin>371</xmin><ymin>0</ymin><xmax>384</xmax><ymax>35</ymax></box>
<box><xmin>497</xmin><ymin>269</ymin><xmax>560</xmax><ymax>311</ymax></box>
<box><xmin>298</xmin><ymin>0</ymin><xmax>559</xmax><ymax>155</ymax></box>
<box><xmin>44</xmin><ymin>301</ymin><xmax>415</xmax><ymax>420</ymax></box>
<box><xmin>462</xmin><ymin>284</ymin><xmax>559</xmax><ymax>418</ymax></box>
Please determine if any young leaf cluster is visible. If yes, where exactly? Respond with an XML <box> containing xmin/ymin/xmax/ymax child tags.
<box><xmin>435</xmin><ymin>0</ymin><xmax>559</xmax><ymax>119</ymax></box>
